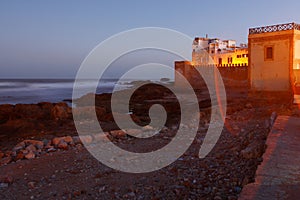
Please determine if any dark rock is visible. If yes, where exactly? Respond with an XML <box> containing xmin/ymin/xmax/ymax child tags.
<box><xmin>24</xmin><ymin>140</ymin><xmax>44</xmax><ymax>149</ymax></box>
<box><xmin>12</xmin><ymin>141</ymin><xmax>26</xmax><ymax>152</ymax></box>
<box><xmin>25</xmin><ymin>144</ymin><xmax>37</xmax><ymax>153</ymax></box>
<box><xmin>79</xmin><ymin>135</ymin><xmax>93</xmax><ymax>144</ymax></box>
<box><xmin>57</xmin><ymin>141</ymin><xmax>68</xmax><ymax>150</ymax></box>
<box><xmin>72</xmin><ymin>136</ymin><xmax>82</xmax><ymax>145</ymax></box>
<box><xmin>24</xmin><ymin>151</ymin><xmax>35</xmax><ymax>159</ymax></box>
<box><xmin>0</xmin><ymin>156</ymin><xmax>12</xmax><ymax>165</ymax></box>
<box><xmin>15</xmin><ymin>152</ymin><xmax>25</xmax><ymax>160</ymax></box>
<box><xmin>110</xmin><ymin>130</ymin><xmax>127</xmax><ymax>138</ymax></box>
<box><xmin>52</xmin><ymin>136</ymin><xmax>73</xmax><ymax>146</ymax></box>
<box><xmin>51</xmin><ymin>102</ymin><xmax>71</xmax><ymax>121</ymax></box>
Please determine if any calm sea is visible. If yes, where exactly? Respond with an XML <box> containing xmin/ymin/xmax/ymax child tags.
<box><xmin>0</xmin><ymin>79</ymin><xmax>132</xmax><ymax>105</ymax></box>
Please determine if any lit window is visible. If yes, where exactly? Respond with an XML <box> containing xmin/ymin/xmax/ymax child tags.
<box><xmin>219</xmin><ymin>58</ymin><xmax>222</xmax><ymax>65</ymax></box>
<box><xmin>265</xmin><ymin>46</ymin><xmax>274</xmax><ymax>60</ymax></box>
<box><xmin>228</xmin><ymin>57</ymin><xmax>232</xmax><ymax>64</ymax></box>
<box><xmin>294</xmin><ymin>63</ymin><xmax>300</xmax><ymax>70</ymax></box>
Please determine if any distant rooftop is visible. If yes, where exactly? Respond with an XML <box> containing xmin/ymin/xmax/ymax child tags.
<box><xmin>249</xmin><ymin>22</ymin><xmax>300</xmax><ymax>35</ymax></box>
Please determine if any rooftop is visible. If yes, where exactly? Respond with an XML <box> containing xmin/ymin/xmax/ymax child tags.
<box><xmin>249</xmin><ymin>22</ymin><xmax>300</xmax><ymax>35</ymax></box>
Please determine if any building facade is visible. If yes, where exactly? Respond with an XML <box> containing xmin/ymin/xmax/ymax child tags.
<box><xmin>192</xmin><ymin>37</ymin><xmax>248</xmax><ymax>67</ymax></box>
<box><xmin>175</xmin><ymin>22</ymin><xmax>300</xmax><ymax>95</ymax></box>
<box><xmin>248</xmin><ymin>22</ymin><xmax>300</xmax><ymax>92</ymax></box>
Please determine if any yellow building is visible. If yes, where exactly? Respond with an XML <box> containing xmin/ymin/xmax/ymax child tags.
<box><xmin>192</xmin><ymin>37</ymin><xmax>248</xmax><ymax>67</ymax></box>
<box><xmin>248</xmin><ymin>22</ymin><xmax>300</xmax><ymax>92</ymax></box>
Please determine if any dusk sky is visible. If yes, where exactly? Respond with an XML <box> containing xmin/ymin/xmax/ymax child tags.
<box><xmin>1</xmin><ymin>0</ymin><xmax>300</xmax><ymax>78</ymax></box>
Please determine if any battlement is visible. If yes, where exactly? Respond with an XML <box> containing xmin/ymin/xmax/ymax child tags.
<box><xmin>249</xmin><ymin>22</ymin><xmax>300</xmax><ymax>35</ymax></box>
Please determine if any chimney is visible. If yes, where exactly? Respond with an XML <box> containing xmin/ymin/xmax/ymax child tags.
<box><xmin>206</xmin><ymin>34</ymin><xmax>208</xmax><ymax>39</ymax></box>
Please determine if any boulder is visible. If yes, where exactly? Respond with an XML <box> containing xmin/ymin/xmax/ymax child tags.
<box><xmin>23</xmin><ymin>140</ymin><xmax>44</xmax><ymax>149</ymax></box>
<box><xmin>93</xmin><ymin>133</ymin><xmax>109</xmax><ymax>142</ymax></box>
<box><xmin>25</xmin><ymin>144</ymin><xmax>37</xmax><ymax>153</ymax></box>
<box><xmin>52</xmin><ymin>137</ymin><xmax>62</xmax><ymax>146</ymax></box>
<box><xmin>57</xmin><ymin>141</ymin><xmax>68</xmax><ymax>150</ymax></box>
<box><xmin>126</xmin><ymin>129</ymin><xmax>143</xmax><ymax>137</ymax></box>
<box><xmin>110</xmin><ymin>130</ymin><xmax>127</xmax><ymax>138</ymax></box>
<box><xmin>72</xmin><ymin>135</ymin><xmax>93</xmax><ymax>145</ymax></box>
<box><xmin>63</xmin><ymin>136</ymin><xmax>73</xmax><ymax>144</ymax></box>
<box><xmin>24</xmin><ymin>151</ymin><xmax>35</xmax><ymax>159</ymax></box>
<box><xmin>0</xmin><ymin>156</ymin><xmax>12</xmax><ymax>165</ymax></box>
<box><xmin>52</xmin><ymin>136</ymin><xmax>73</xmax><ymax>146</ymax></box>
<box><xmin>12</xmin><ymin>141</ymin><xmax>26</xmax><ymax>152</ymax></box>
<box><xmin>72</xmin><ymin>136</ymin><xmax>82</xmax><ymax>145</ymax></box>
<box><xmin>15</xmin><ymin>151</ymin><xmax>24</xmax><ymax>160</ymax></box>
<box><xmin>142</xmin><ymin>125</ymin><xmax>154</xmax><ymax>131</ymax></box>
<box><xmin>51</xmin><ymin>103</ymin><xmax>71</xmax><ymax>121</ymax></box>
<box><xmin>79</xmin><ymin>135</ymin><xmax>93</xmax><ymax>144</ymax></box>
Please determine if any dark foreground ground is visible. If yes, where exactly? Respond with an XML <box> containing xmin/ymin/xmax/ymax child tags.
<box><xmin>0</xmin><ymin>83</ymin><xmax>299</xmax><ymax>199</ymax></box>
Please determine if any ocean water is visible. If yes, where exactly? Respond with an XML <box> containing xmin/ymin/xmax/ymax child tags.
<box><xmin>0</xmin><ymin>79</ymin><xmax>132</xmax><ymax>105</ymax></box>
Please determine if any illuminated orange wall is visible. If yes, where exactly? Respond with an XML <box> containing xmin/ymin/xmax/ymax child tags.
<box><xmin>249</xmin><ymin>30</ymin><xmax>294</xmax><ymax>91</ymax></box>
<box><xmin>192</xmin><ymin>49</ymin><xmax>248</xmax><ymax>67</ymax></box>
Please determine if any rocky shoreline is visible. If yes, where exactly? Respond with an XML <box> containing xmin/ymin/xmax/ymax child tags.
<box><xmin>0</xmin><ymin>83</ymin><xmax>298</xmax><ymax>199</ymax></box>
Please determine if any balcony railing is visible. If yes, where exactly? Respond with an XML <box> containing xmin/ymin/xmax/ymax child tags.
<box><xmin>249</xmin><ymin>22</ymin><xmax>300</xmax><ymax>34</ymax></box>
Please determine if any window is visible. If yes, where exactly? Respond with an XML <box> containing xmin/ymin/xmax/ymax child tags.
<box><xmin>294</xmin><ymin>63</ymin><xmax>300</xmax><ymax>70</ymax></box>
<box><xmin>218</xmin><ymin>58</ymin><xmax>222</xmax><ymax>65</ymax></box>
<box><xmin>265</xmin><ymin>46</ymin><xmax>274</xmax><ymax>60</ymax></box>
<box><xmin>237</xmin><ymin>55</ymin><xmax>241</xmax><ymax>58</ymax></box>
<box><xmin>228</xmin><ymin>57</ymin><xmax>232</xmax><ymax>64</ymax></box>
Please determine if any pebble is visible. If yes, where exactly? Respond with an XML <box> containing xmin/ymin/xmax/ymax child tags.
<box><xmin>93</xmin><ymin>133</ymin><xmax>109</xmax><ymax>142</ymax></box>
<box><xmin>78</xmin><ymin>135</ymin><xmax>93</xmax><ymax>144</ymax></box>
<box><xmin>25</xmin><ymin>144</ymin><xmax>37</xmax><ymax>152</ymax></box>
<box><xmin>28</xmin><ymin>181</ymin><xmax>35</xmax><ymax>189</ymax></box>
<box><xmin>47</xmin><ymin>147</ymin><xmax>56</xmax><ymax>153</ymax></box>
<box><xmin>0</xmin><ymin>183</ymin><xmax>9</xmax><ymax>188</ymax></box>
<box><xmin>142</xmin><ymin>125</ymin><xmax>154</xmax><ymax>131</ymax></box>
<box><xmin>72</xmin><ymin>136</ymin><xmax>82</xmax><ymax>144</ymax></box>
<box><xmin>234</xmin><ymin>186</ymin><xmax>242</xmax><ymax>193</ymax></box>
<box><xmin>110</xmin><ymin>130</ymin><xmax>127</xmax><ymax>138</ymax></box>
<box><xmin>125</xmin><ymin>129</ymin><xmax>142</xmax><ymax>137</ymax></box>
